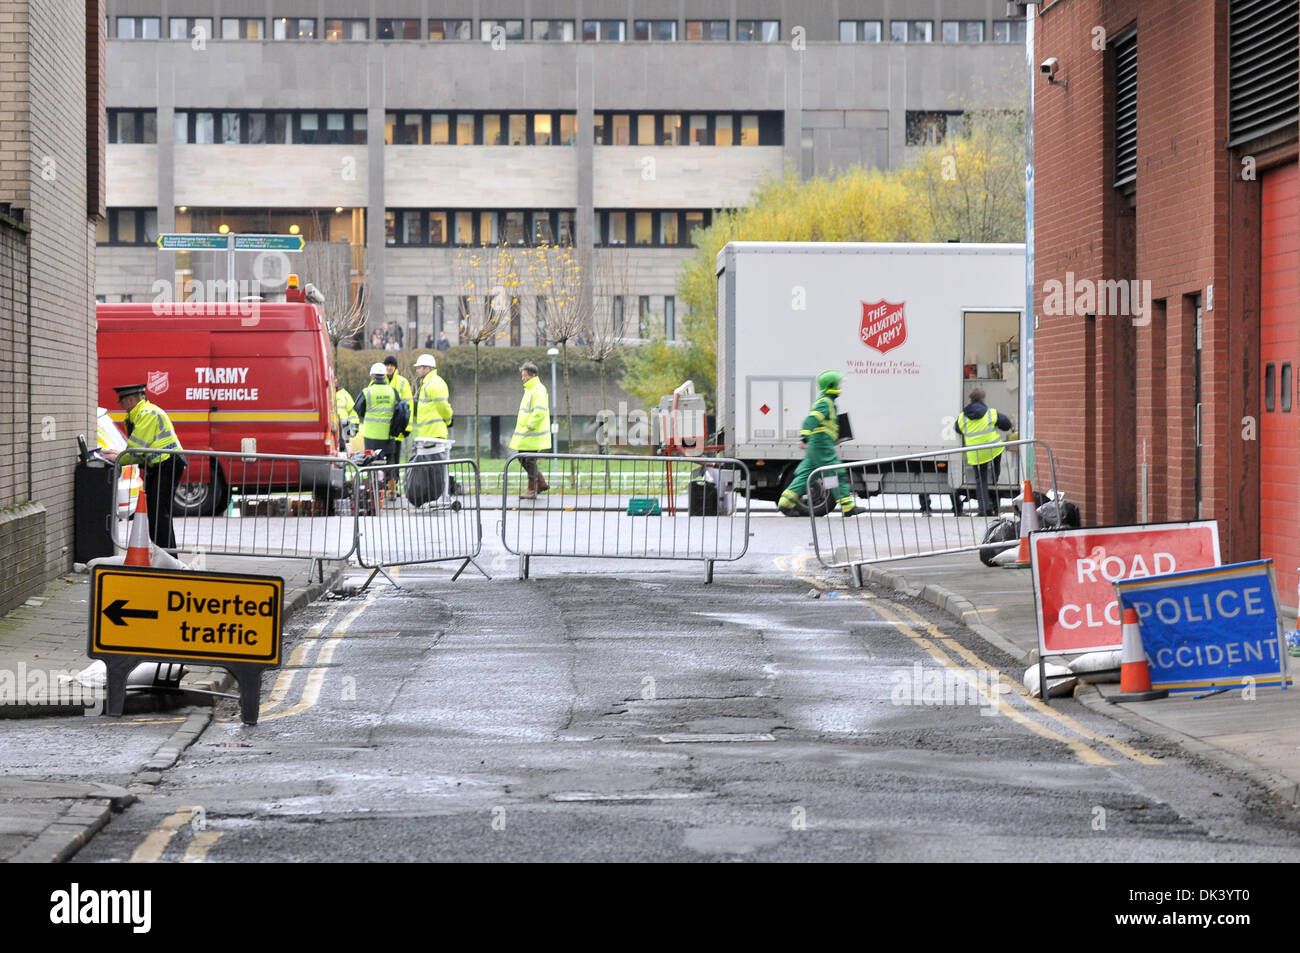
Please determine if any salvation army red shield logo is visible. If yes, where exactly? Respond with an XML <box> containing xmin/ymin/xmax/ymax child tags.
<box><xmin>146</xmin><ymin>370</ymin><xmax>169</xmax><ymax>396</ymax></box>
<box><xmin>860</xmin><ymin>300</ymin><xmax>907</xmax><ymax>354</ymax></box>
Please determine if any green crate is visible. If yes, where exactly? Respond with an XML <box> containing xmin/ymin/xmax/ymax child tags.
<box><xmin>626</xmin><ymin>497</ymin><xmax>661</xmax><ymax>516</ymax></box>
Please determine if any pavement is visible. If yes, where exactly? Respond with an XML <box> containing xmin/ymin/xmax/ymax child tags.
<box><xmin>0</xmin><ymin>554</ymin><xmax>344</xmax><ymax>863</ymax></box>
<box><xmin>2</xmin><ymin>515</ymin><xmax>1299</xmax><ymax>862</ymax></box>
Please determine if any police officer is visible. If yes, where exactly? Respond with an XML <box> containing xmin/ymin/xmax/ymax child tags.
<box><xmin>99</xmin><ymin>383</ymin><xmax>186</xmax><ymax>551</ymax></box>
<box><xmin>411</xmin><ymin>353</ymin><xmax>453</xmax><ymax>441</ymax></box>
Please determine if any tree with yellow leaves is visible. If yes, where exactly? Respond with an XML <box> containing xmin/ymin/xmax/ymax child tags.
<box><xmin>452</xmin><ymin>244</ymin><xmax>520</xmax><ymax>466</ymax></box>
<box><xmin>622</xmin><ymin>109</ymin><xmax>1025</xmax><ymax>411</ymax></box>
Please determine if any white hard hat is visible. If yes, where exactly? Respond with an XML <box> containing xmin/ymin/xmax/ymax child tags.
<box><xmin>415</xmin><ymin>353</ymin><xmax>437</xmax><ymax>369</ymax></box>
<box><xmin>369</xmin><ymin>362</ymin><xmax>387</xmax><ymax>376</ymax></box>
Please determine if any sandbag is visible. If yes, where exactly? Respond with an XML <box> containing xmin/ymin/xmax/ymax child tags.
<box><xmin>979</xmin><ymin>517</ymin><xmax>1020</xmax><ymax>567</ymax></box>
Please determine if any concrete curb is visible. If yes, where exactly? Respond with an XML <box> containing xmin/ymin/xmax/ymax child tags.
<box><xmin>38</xmin><ymin>561</ymin><xmax>346</xmax><ymax>862</ymax></box>
<box><xmin>866</xmin><ymin>560</ymin><xmax>1300</xmax><ymax>807</ymax></box>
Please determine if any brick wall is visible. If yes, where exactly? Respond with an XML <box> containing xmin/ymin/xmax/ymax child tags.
<box><xmin>1033</xmin><ymin>0</ymin><xmax>1293</xmax><ymax>562</ymax></box>
<box><xmin>0</xmin><ymin>0</ymin><xmax>98</xmax><ymax>596</ymax></box>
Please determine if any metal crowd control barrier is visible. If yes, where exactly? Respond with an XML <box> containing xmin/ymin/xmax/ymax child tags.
<box><xmin>807</xmin><ymin>439</ymin><xmax>1060</xmax><ymax>585</ymax></box>
<box><xmin>109</xmin><ymin>448</ymin><xmax>359</xmax><ymax>578</ymax></box>
<box><xmin>355</xmin><ymin>455</ymin><xmax>488</xmax><ymax>590</ymax></box>
<box><xmin>499</xmin><ymin>452</ymin><xmax>751</xmax><ymax>582</ymax></box>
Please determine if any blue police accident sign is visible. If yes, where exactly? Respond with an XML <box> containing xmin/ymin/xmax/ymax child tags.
<box><xmin>1113</xmin><ymin>560</ymin><xmax>1292</xmax><ymax>693</ymax></box>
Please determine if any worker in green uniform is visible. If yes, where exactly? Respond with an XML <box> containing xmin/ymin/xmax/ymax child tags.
<box><xmin>777</xmin><ymin>370</ymin><xmax>865</xmax><ymax>517</ymax></box>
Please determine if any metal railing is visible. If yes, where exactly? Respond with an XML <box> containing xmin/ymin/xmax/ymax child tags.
<box><xmin>807</xmin><ymin>439</ymin><xmax>1060</xmax><ymax>584</ymax></box>
<box><xmin>499</xmin><ymin>452</ymin><xmax>751</xmax><ymax>582</ymax></box>
<box><xmin>355</xmin><ymin>454</ymin><xmax>487</xmax><ymax>589</ymax></box>
<box><xmin>109</xmin><ymin>447</ymin><xmax>358</xmax><ymax>563</ymax></box>
<box><xmin>105</xmin><ymin>446</ymin><xmax>486</xmax><ymax>585</ymax></box>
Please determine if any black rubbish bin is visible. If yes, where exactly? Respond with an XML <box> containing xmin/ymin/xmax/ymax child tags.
<box><xmin>75</xmin><ymin>460</ymin><xmax>116</xmax><ymax>563</ymax></box>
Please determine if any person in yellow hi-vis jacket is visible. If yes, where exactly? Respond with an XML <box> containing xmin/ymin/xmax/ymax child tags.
<box><xmin>777</xmin><ymin>370</ymin><xmax>865</xmax><ymax>517</ymax></box>
<box><xmin>411</xmin><ymin>353</ymin><xmax>453</xmax><ymax>440</ymax></box>
<box><xmin>509</xmin><ymin>361</ymin><xmax>551</xmax><ymax>500</ymax></box>
<box><xmin>99</xmin><ymin>383</ymin><xmax>187</xmax><ymax>551</ymax></box>
<box><xmin>383</xmin><ymin>354</ymin><xmax>413</xmax><ymax>460</ymax></box>
<box><xmin>333</xmin><ymin>373</ymin><xmax>359</xmax><ymax>448</ymax></box>
<box><xmin>956</xmin><ymin>386</ymin><xmax>1013</xmax><ymax>516</ymax></box>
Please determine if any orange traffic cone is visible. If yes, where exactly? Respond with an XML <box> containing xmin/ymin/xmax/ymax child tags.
<box><xmin>1110</xmin><ymin>607</ymin><xmax>1168</xmax><ymax>702</ymax></box>
<box><xmin>1014</xmin><ymin>479</ymin><xmax>1039</xmax><ymax>566</ymax></box>
<box><xmin>124</xmin><ymin>489</ymin><xmax>152</xmax><ymax>567</ymax></box>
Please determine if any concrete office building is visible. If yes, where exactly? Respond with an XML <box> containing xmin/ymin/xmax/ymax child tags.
<box><xmin>97</xmin><ymin>1</ymin><xmax>1026</xmax><ymax>352</ymax></box>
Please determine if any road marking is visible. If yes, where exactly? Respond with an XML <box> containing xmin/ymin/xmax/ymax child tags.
<box><xmin>91</xmin><ymin>717</ymin><xmax>187</xmax><ymax>729</ymax></box>
<box><xmin>260</xmin><ymin>601</ymin><xmax>345</xmax><ymax>716</ymax></box>
<box><xmin>781</xmin><ymin>552</ymin><xmax>1161</xmax><ymax>767</ymax></box>
<box><xmin>259</xmin><ymin>591</ymin><xmax>376</xmax><ymax>722</ymax></box>
<box><xmin>182</xmin><ymin>830</ymin><xmax>223</xmax><ymax>863</ymax></box>
<box><xmin>129</xmin><ymin>805</ymin><xmax>203</xmax><ymax>863</ymax></box>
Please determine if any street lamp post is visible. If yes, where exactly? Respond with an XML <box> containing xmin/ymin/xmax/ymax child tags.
<box><xmin>547</xmin><ymin>347</ymin><xmax>559</xmax><ymax>453</ymax></box>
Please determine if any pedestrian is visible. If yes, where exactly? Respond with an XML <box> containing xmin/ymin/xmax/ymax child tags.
<box><xmin>509</xmin><ymin>361</ymin><xmax>551</xmax><ymax>499</ymax></box>
<box><xmin>956</xmin><ymin>387</ymin><xmax>1014</xmax><ymax>516</ymax></box>
<box><xmin>99</xmin><ymin>383</ymin><xmax>187</xmax><ymax>552</ymax></box>
<box><xmin>370</xmin><ymin>328</ymin><xmax>384</xmax><ymax>349</ymax></box>
<box><xmin>777</xmin><ymin>370</ymin><xmax>865</xmax><ymax>517</ymax></box>
<box><xmin>436</xmin><ymin>331</ymin><xmax>451</xmax><ymax>352</ymax></box>
<box><xmin>353</xmin><ymin>362</ymin><xmax>400</xmax><ymax>464</ymax></box>
<box><xmin>333</xmin><ymin>372</ymin><xmax>358</xmax><ymax>447</ymax></box>
<box><xmin>411</xmin><ymin>353</ymin><xmax>453</xmax><ymax>440</ymax></box>
<box><xmin>383</xmin><ymin>354</ymin><xmax>413</xmax><ymax>461</ymax></box>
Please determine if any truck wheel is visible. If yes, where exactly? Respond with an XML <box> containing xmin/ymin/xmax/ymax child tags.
<box><xmin>173</xmin><ymin>465</ymin><xmax>229</xmax><ymax>517</ymax></box>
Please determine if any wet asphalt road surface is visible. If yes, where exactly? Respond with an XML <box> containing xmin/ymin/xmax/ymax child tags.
<box><xmin>71</xmin><ymin>520</ymin><xmax>1300</xmax><ymax>863</ymax></box>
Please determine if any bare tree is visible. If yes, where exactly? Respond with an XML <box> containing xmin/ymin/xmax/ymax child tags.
<box><xmin>301</xmin><ymin>213</ymin><xmax>366</xmax><ymax>363</ymax></box>
<box><xmin>586</xmin><ymin>246</ymin><xmax>636</xmax><ymax>429</ymax></box>
<box><xmin>452</xmin><ymin>244</ymin><xmax>518</xmax><ymax>468</ymax></box>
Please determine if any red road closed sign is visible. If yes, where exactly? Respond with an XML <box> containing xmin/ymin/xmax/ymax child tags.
<box><xmin>1030</xmin><ymin>522</ymin><xmax>1221</xmax><ymax>656</ymax></box>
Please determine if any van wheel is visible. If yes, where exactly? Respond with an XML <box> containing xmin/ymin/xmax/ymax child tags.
<box><xmin>174</xmin><ymin>466</ymin><xmax>229</xmax><ymax>517</ymax></box>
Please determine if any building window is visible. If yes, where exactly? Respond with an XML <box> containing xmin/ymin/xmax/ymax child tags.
<box><xmin>583</xmin><ymin>20</ymin><xmax>625</xmax><ymax>41</ymax></box>
<box><xmin>664</xmin><ymin>296</ymin><xmax>675</xmax><ymax>341</ymax></box>
<box><xmin>117</xmin><ymin>16</ymin><xmax>161</xmax><ymax>38</ymax></box>
<box><xmin>221</xmin><ymin>18</ymin><xmax>263</xmax><ymax>39</ymax></box>
<box><xmin>992</xmin><ymin>20</ymin><xmax>1028</xmax><ymax>43</ymax></box>
<box><xmin>535</xmin><ymin>297</ymin><xmax>548</xmax><ymax>345</ymax></box>
<box><xmin>429</xmin><ymin>114</ymin><xmax>451</xmax><ymax>144</ymax></box>
<box><xmin>596</xmin><ymin>210</ymin><xmax>714</xmax><ymax>247</ymax></box>
<box><xmin>481</xmin><ymin>19</ymin><xmax>524</xmax><ymax>42</ymax></box>
<box><xmin>432</xmin><ymin>297</ymin><xmax>445</xmax><ymax>338</ymax></box>
<box><xmin>638</xmin><ymin>296</ymin><xmax>651</xmax><ymax>337</ymax></box>
<box><xmin>905</xmin><ymin>111</ymin><xmax>961</xmax><ymax>146</ymax></box>
<box><xmin>387</xmin><ymin>209</ymin><xmax>575</xmax><ymax>246</ymax></box>
<box><xmin>634</xmin><ymin>19</ymin><xmax>677</xmax><ymax>41</ymax></box>
<box><xmin>169</xmin><ymin>17</ymin><xmax>212</xmax><ymax>41</ymax></box>
<box><xmin>430</xmin><ymin>19</ymin><xmax>471</xmax><ymax>40</ymax></box>
<box><xmin>108</xmin><ymin>110</ymin><xmax>158</xmax><ymax>144</ymax></box>
<box><xmin>891</xmin><ymin>20</ymin><xmax>933</xmax><ymax>42</ymax></box>
<box><xmin>737</xmin><ymin>20</ymin><xmax>779</xmax><ymax>42</ymax></box>
<box><xmin>839</xmin><ymin>20</ymin><xmax>882</xmax><ymax>42</ymax></box>
<box><xmin>685</xmin><ymin>20</ymin><xmax>728</xmax><ymax>41</ymax></box>
<box><xmin>531</xmin><ymin>20</ymin><xmax>574</xmax><ymax>41</ymax></box>
<box><xmin>593</xmin><ymin>111</ymin><xmax>781</xmax><ymax>146</ymax></box>
<box><xmin>378</xmin><ymin>19</ymin><xmax>420</xmax><ymax>40</ymax></box>
<box><xmin>325</xmin><ymin>18</ymin><xmax>367</xmax><ymax>40</ymax></box>
<box><xmin>611</xmin><ymin>297</ymin><xmax>624</xmax><ymax>338</ymax></box>
<box><xmin>175</xmin><ymin>110</ymin><xmax>366</xmax><ymax>144</ymax></box>
<box><xmin>941</xmin><ymin>20</ymin><xmax>984</xmax><ymax>42</ymax></box>
<box><xmin>100</xmin><ymin>208</ymin><xmax>158</xmax><ymax>245</ymax></box>
<box><xmin>272</xmin><ymin>17</ymin><xmax>316</xmax><ymax>40</ymax></box>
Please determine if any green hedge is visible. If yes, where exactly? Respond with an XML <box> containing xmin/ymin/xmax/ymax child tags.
<box><xmin>335</xmin><ymin>345</ymin><xmax>626</xmax><ymax>397</ymax></box>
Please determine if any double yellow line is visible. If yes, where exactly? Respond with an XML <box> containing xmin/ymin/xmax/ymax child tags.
<box><xmin>130</xmin><ymin>806</ymin><xmax>221</xmax><ymax>863</ymax></box>
<box><xmin>778</xmin><ymin>552</ymin><xmax>1161</xmax><ymax>767</ymax></box>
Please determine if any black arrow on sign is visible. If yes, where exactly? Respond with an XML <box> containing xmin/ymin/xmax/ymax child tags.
<box><xmin>102</xmin><ymin>599</ymin><xmax>159</xmax><ymax>627</ymax></box>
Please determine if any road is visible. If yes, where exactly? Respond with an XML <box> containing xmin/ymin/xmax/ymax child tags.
<box><xmin>71</xmin><ymin>518</ymin><xmax>1300</xmax><ymax>862</ymax></box>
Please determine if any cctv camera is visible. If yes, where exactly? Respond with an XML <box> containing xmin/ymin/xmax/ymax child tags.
<box><xmin>1040</xmin><ymin>57</ymin><xmax>1058</xmax><ymax>77</ymax></box>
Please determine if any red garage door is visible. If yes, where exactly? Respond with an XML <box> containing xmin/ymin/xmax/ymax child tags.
<box><xmin>1260</xmin><ymin>161</ymin><xmax>1300</xmax><ymax>607</ymax></box>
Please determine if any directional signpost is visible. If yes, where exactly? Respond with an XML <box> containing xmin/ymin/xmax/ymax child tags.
<box><xmin>89</xmin><ymin>565</ymin><xmax>283</xmax><ymax>724</ymax></box>
<box><xmin>155</xmin><ymin>232</ymin><xmax>305</xmax><ymax>302</ymax></box>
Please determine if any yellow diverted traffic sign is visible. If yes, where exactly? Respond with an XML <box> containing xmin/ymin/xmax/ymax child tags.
<box><xmin>90</xmin><ymin>566</ymin><xmax>282</xmax><ymax>665</ymax></box>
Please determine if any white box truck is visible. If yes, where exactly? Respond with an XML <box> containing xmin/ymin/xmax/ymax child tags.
<box><xmin>715</xmin><ymin>241</ymin><xmax>1026</xmax><ymax>508</ymax></box>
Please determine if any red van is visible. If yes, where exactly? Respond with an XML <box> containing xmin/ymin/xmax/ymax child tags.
<box><xmin>97</xmin><ymin>300</ymin><xmax>339</xmax><ymax>515</ymax></box>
